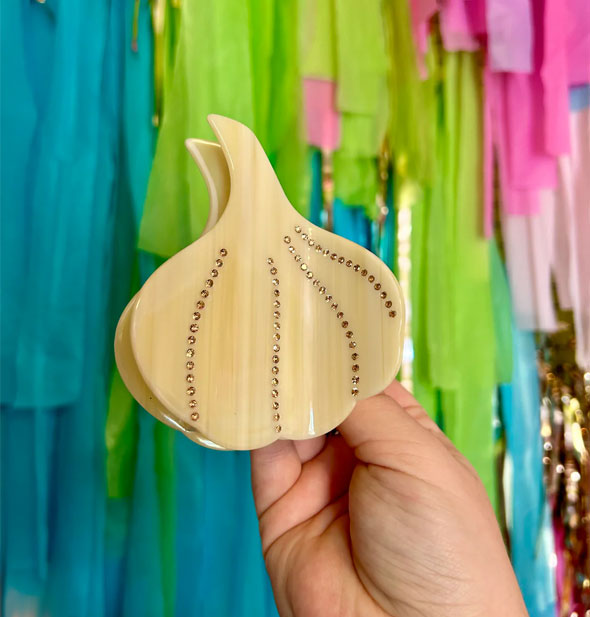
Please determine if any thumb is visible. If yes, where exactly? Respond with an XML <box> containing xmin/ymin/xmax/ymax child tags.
<box><xmin>338</xmin><ymin>387</ymin><xmax>451</xmax><ymax>475</ymax></box>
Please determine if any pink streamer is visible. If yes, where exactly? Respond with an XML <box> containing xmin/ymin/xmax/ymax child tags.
<box><xmin>439</xmin><ymin>0</ymin><xmax>480</xmax><ymax>52</ymax></box>
<box><xmin>489</xmin><ymin>70</ymin><xmax>545</xmax><ymax>216</ymax></box>
<box><xmin>502</xmin><ymin>72</ymin><xmax>558</xmax><ymax>190</ymax></box>
<box><xmin>542</xmin><ymin>0</ymin><xmax>571</xmax><ymax>156</ymax></box>
<box><xmin>303</xmin><ymin>78</ymin><xmax>341</xmax><ymax>151</ymax></box>
<box><xmin>466</xmin><ymin>0</ymin><xmax>486</xmax><ymax>36</ymax></box>
<box><xmin>553</xmin><ymin>519</ymin><xmax>565</xmax><ymax>613</ymax></box>
<box><xmin>501</xmin><ymin>198</ymin><xmax>558</xmax><ymax>333</ymax></box>
<box><xmin>408</xmin><ymin>0</ymin><xmax>438</xmax><ymax>79</ymax></box>
<box><xmin>501</xmin><ymin>107</ymin><xmax>590</xmax><ymax>358</ymax></box>
<box><xmin>487</xmin><ymin>0</ymin><xmax>564</xmax><ymax>216</ymax></box>
<box><xmin>486</xmin><ymin>0</ymin><xmax>533</xmax><ymax>73</ymax></box>
<box><xmin>567</xmin><ymin>0</ymin><xmax>590</xmax><ymax>86</ymax></box>
<box><xmin>483</xmin><ymin>69</ymin><xmax>493</xmax><ymax>237</ymax></box>
<box><xmin>552</xmin><ymin>108</ymin><xmax>590</xmax><ymax>368</ymax></box>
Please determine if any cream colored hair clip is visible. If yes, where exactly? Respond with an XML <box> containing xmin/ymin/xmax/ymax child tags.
<box><xmin>114</xmin><ymin>116</ymin><xmax>404</xmax><ymax>451</ymax></box>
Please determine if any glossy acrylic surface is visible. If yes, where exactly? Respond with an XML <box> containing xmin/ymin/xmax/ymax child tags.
<box><xmin>115</xmin><ymin>115</ymin><xmax>405</xmax><ymax>450</ymax></box>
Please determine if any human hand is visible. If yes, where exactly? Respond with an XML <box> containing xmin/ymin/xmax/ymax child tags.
<box><xmin>250</xmin><ymin>381</ymin><xmax>528</xmax><ymax>617</ymax></box>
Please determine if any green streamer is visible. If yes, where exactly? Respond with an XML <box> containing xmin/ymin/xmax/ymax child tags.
<box><xmin>139</xmin><ymin>0</ymin><xmax>307</xmax><ymax>259</ymax></box>
<box><xmin>333</xmin><ymin>154</ymin><xmax>378</xmax><ymax>213</ymax></box>
<box><xmin>300</xmin><ymin>0</ymin><xmax>388</xmax><ymax>218</ymax></box>
<box><xmin>333</xmin><ymin>0</ymin><xmax>388</xmax><ymax>217</ymax></box>
<box><xmin>106</xmin><ymin>370</ymin><xmax>139</xmax><ymax>498</ymax></box>
<box><xmin>411</xmin><ymin>50</ymin><xmax>498</xmax><ymax>510</ymax></box>
<box><xmin>410</xmin><ymin>189</ymin><xmax>439</xmax><ymax>420</ymax></box>
<box><xmin>383</xmin><ymin>0</ymin><xmax>436</xmax><ymax>184</ymax></box>
<box><xmin>439</xmin><ymin>51</ymin><xmax>497</xmax><ymax>509</ymax></box>
<box><xmin>154</xmin><ymin>422</ymin><xmax>177</xmax><ymax>617</ymax></box>
<box><xmin>300</xmin><ymin>0</ymin><xmax>337</xmax><ymax>79</ymax></box>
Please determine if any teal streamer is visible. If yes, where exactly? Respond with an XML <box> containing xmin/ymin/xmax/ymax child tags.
<box><xmin>1</xmin><ymin>0</ymin><xmax>114</xmax><ymax>408</ymax></box>
<box><xmin>493</xmin><ymin>238</ymin><xmax>556</xmax><ymax>617</ymax></box>
<box><xmin>174</xmin><ymin>443</ymin><xmax>277</xmax><ymax>616</ymax></box>
<box><xmin>309</xmin><ymin>149</ymin><xmax>324</xmax><ymax>227</ymax></box>
<box><xmin>500</xmin><ymin>331</ymin><xmax>556</xmax><ymax>617</ymax></box>
<box><xmin>105</xmin><ymin>1</ymin><xmax>158</xmax><ymax>614</ymax></box>
<box><xmin>380</xmin><ymin>174</ymin><xmax>396</xmax><ymax>271</ymax></box>
<box><xmin>122</xmin><ymin>413</ymin><xmax>166</xmax><ymax>617</ymax></box>
<box><xmin>334</xmin><ymin>199</ymin><xmax>372</xmax><ymax>248</ymax></box>
<box><xmin>1</xmin><ymin>1</ymin><xmax>124</xmax><ymax>615</ymax></box>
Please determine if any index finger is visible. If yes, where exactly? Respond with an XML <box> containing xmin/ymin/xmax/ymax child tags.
<box><xmin>250</xmin><ymin>440</ymin><xmax>301</xmax><ymax>517</ymax></box>
<box><xmin>249</xmin><ymin>435</ymin><xmax>326</xmax><ymax>517</ymax></box>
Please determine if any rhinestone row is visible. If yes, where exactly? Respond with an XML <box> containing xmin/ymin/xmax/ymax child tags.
<box><xmin>185</xmin><ymin>248</ymin><xmax>228</xmax><ymax>421</ymax></box>
<box><xmin>283</xmin><ymin>235</ymin><xmax>360</xmax><ymax>398</ymax></box>
<box><xmin>267</xmin><ymin>257</ymin><xmax>282</xmax><ymax>433</ymax></box>
<box><xmin>291</xmin><ymin>225</ymin><xmax>397</xmax><ymax>318</ymax></box>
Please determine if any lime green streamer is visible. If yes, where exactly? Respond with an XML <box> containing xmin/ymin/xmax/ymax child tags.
<box><xmin>153</xmin><ymin>1</ymin><xmax>182</xmax><ymax>124</ymax></box>
<box><xmin>300</xmin><ymin>0</ymin><xmax>388</xmax><ymax>218</ymax></box>
<box><xmin>300</xmin><ymin>0</ymin><xmax>336</xmax><ymax>79</ymax></box>
<box><xmin>410</xmin><ymin>189</ymin><xmax>439</xmax><ymax>420</ymax></box>
<box><xmin>383</xmin><ymin>0</ymin><xmax>436</xmax><ymax>184</ymax></box>
<box><xmin>139</xmin><ymin>0</ymin><xmax>307</xmax><ymax>259</ymax></box>
<box><xmin>411</xmin><ymin>51</ymin><xmax>498</xmax><ymax>509</ymax></box>
<box><xmin>267</xmin><ymin>0</ymin><xmax>308</xmax><ymax>213</ymax></box>
<box><xmin>440</xmin><ymin>52</ymin><xmax>497</xmax><ymax>507</ymax></box>
<box><xmin>333</xmin><ymin>0</ymin><xmax>388</xmax><ymax>217</ymax></box>
<box><xmin>334</xmin><ymin>0</ymin><xmax>388</xmax><ymax>119</ymax></box>
<box><xmin>426</xmin><ymin>61</ymin><xmax>456</xmax><ymax>391</ymax></box>
<box><xmin>333</xmin><ymin>155</ymin><xmax>378</xmax><ymax>208</ymax></box>
<box><xmin>249</xmin><ymin>0</ymin><xmax>275</xmax><ymax>149</ymax></box>
<box><xmin>106</xmin><ymin>370</ymin><xmax>139</xmax><ymax>498</ymax></box>
<box><xmin>387</xmin><ymin>3</ymin><xmax>439</xmax><ymax>417</ymax></box>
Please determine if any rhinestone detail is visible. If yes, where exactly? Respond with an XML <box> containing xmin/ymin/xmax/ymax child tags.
<box><xmin>292</xmin><ymin>231</ymin><xmax>397</xmax><ymax>318</ymax></box>
<box><xmin>269</xmin><ymin>257</ymin><xmax>283</xmax><ymax>433</ymax></box>
<box><xmin>185</xmin><ymin>248</ymin><xmax>228</xmax><ymax>420</ymax></box>
<box><xmin>284</xmin><ymin>233</ymin><xmax>362</xmax><ymax>399</ymax></box>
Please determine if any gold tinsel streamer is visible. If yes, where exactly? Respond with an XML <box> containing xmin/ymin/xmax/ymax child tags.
<box><xmin>539</xmin><ymin>324</ymin><xmax>590</xmax><ymax>613</ymax></box>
